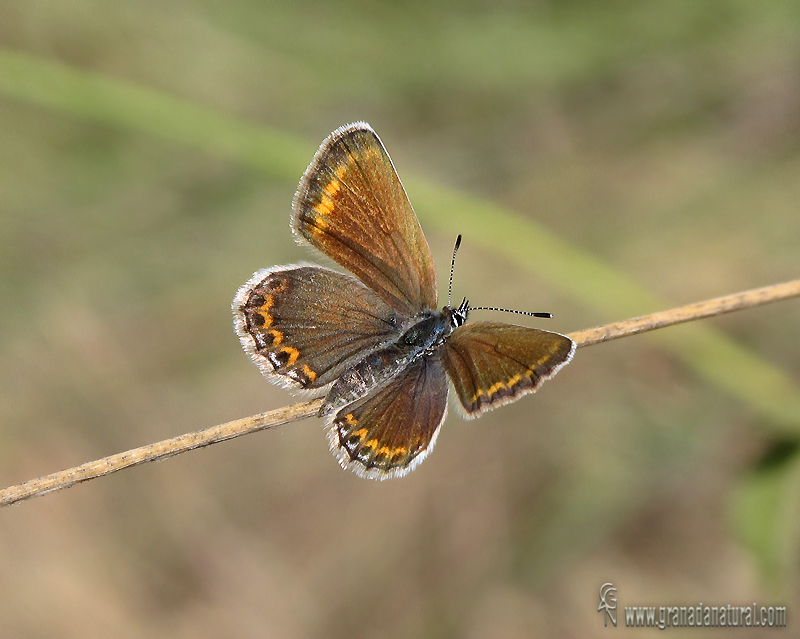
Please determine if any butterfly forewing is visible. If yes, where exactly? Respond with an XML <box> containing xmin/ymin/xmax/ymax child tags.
<box><xmin>442</xmin><ymin>322</ymin><xmax>575</xmax><ymax>417</ymax></box>
<box><xmin>233</xmin><ymin>265</ymin><xmax>402</xmax><ymax>390</ymax></box>
<box><xmin>328</xmin><ymin>355</ymin><xmax>448</xmax><ymax>479</ymax></box>
<box><xmin>292</xmin><ymin>122</ymin><xmax>438</xmax><ymax>316</ymax></box>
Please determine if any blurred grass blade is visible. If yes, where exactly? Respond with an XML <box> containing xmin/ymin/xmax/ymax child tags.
<box><xmin>0</xmin><ymin>48</ymin><xmax>312</xmax><ymax>180</ymax></box>
<box><xmin>1</xmin><ymin>48</ymin><xmax>798</xmax><ymax>432</ymax></box>
<box><xmin>731</xmin><ymin>455</ymin><xmax>800</xmax><ymax>590</ymax></box>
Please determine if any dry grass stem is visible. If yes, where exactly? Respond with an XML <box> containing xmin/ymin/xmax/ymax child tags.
<box><xmin>569</xmin><ymin>279</ymin><xmax>800</xmax><ymax>346</ymax></box>
<box><xmin>2</xmin><ymin>278</ymin><xmax>798</xmax><ymax>507</ymax></box>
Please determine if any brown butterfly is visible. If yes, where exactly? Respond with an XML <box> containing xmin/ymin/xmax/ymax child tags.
<box><xmin>232</xmin><ymin>123</ymin><xmax>575</xmax><ymax>479</ymax></box>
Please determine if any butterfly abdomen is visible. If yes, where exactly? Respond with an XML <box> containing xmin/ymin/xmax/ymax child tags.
<box><xmin>321</xmin><ymin>346</ymin><xmax>408</xmax><ymax>416</ymax></box>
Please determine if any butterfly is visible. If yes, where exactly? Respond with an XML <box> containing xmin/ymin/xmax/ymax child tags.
<box><xmin>232</xmin><ymin>122</ymin><xmax>575</xmax><ymax>480</ymax></box>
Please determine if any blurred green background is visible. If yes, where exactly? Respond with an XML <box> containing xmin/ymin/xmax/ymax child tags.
<box><xmin>1</xmin><ymin>1</ymin><xmax>799</xmax><ymax>636</ymax></box>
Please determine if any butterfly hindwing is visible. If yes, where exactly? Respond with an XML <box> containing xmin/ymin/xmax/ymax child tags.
<box><xmin>292</xmin><ymin>122</ymin><xmax>438</xmax><ymax>316</ymax></box>
<box><xmin>232</xmin><ymin>264</ymin><xmax>403</xmax><ymax>390</ymax></box>
<box><xmin>328</xmin><ymin>355</ymin><xmax>449</xmax><ymax>479</ymax></box>
<box><xmin>442</xmin><ymin>322</ymin><xmax>575</xmax><ymax>417</ymax></box>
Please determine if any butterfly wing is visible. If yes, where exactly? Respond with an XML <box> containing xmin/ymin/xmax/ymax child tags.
<box><xmin>442</xmin><ymin>322</ymin><xmax>575</xmax><ymax>417</ymax></box>
<box><xmin>232</xmin><ymin>264</ymin><xmax>403</xmax><ymax>390</ymax></box>
<box><xmin>328</xmin><ymin>355</ymin><xmax>448</xmax><ymax>479</ymax></box>
<box><xmin>292</xmin><ymin>122</ymin><xmax>438</xmax><ymax>315</ymax></box>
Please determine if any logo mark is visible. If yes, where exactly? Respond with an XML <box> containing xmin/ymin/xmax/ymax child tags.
<box><xmin>599</xmin><ymin>582</ymin><xmax>618</xmax><ymax>627</ymax></box>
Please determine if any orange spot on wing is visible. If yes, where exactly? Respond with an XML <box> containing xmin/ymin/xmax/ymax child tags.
<box><xmin>507</xmin><ymin>374</ymin><xmax>523</xmax><ymax>387</ymax></box>
<box><xmin>302</xmin><ymin>364</ymin><xmax>317</xmax><ymax>382</ymax></box>
<box><xmin>279</xmin><ymin>346</ymin><xmax>299</xmax><ymax>366</ymax></box>
<box><xmin>257</xmin><ymin>295</ymin><xmax>274</xmax><ymax>328</ymax></box>
<box><xmin>471</xmin><ymin>373</ymin><xmax>529</xmax><ymax>405</ymax></box>
<box><xmin>486</xmin><ymin>381</ymin><xmax>507</xmax><ymax>396</ymax></box>
<box><xmin>258</xmin><ymin>312</ymin><xmax>272</xmax><ymax>328</ymax></box>
<box><xmin>259</xmin><ymin>295</ymin><xmax>274</xmax><ymax>311</ymax></box>
<box><xmin>267</xmin><ymin>329</ymin><xmax>282</xmax><ymax>345</ymax></box>
<box><xmin>537</xmin><ymin>340</ymin><xmax>564</xmax><ymax>365</ymax></box>
<box><xmin>323</xmin><ymin>179</ymin><xmax>341</xmax><ymax>198</ymax></box>
<box><xmin>314</xmin><ymin>193</ymin><xmax>335</xmax><ymax>216</ymax></box>
<box><xmin>308</xmin><ymin>214</ymin><xmax>329</xmax><ymax>236</ymax></box>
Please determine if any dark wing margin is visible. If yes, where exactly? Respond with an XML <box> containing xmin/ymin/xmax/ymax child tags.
<box><xmin>326</xmin><ymin>355</ymin><xmax>448</xmax><ymax>480</ymax></box>
<box><xmin>232</xmin><ymin>264</ymin><xmax>402</xmax><ymax>391</ymax></box>
<box><xmin>441</xmin><ymin>322</ymin><xmax>575</xmax><ymax>418</ymax></box>
<box><xmin>292</xmin><ymin>122</ymin><xmax>438</xmax><ymax>315</ymax></box>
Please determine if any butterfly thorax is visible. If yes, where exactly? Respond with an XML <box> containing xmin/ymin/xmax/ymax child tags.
<box><xmin>320</xmin><ymin>306</ymin><xmax>464</xmax><ymax>416</ymax></box>
<box><xmin>399</xmin><ymin>312</ymin><xmax>451</xmax><ymax>352</ymax></box>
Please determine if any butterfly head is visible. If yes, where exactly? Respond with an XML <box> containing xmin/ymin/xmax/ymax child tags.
<box><xmin>445</xmin><ymin>297</ymin><xmax>470</xmax><ymax>329</ymax></box>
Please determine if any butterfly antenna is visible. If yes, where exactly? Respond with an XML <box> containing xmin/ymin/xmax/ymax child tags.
<box><xmin>448</xmin><ymin>234</ymin><xmax>462</xmax><ymax>307</ymax></box>
<box><xmin>468</xmin><ymin>305</ymin><xmax>553</xmax><ymax>319</ymax></box>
